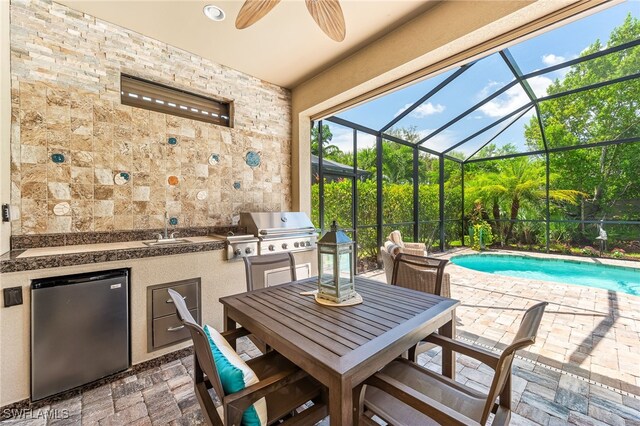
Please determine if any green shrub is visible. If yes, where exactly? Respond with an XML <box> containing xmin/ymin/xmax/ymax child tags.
<box><xmin>611</xmin><ymin>248</ymin><xmax>626</xmax><ymax>259</ymax></box>
<box><xmin>472</xmin><ymin>221</ymin><xmax>493</xmax><ymax>250</ymax></box>
<box><xmin>549</xmin><ymin>242</ymin><xmax>572</xmax><ymax>254</ymax></box>
<box><xmin>312</xmin><ymin>179</ymin><xmax>440</xmax><ymax>257</ymax></box>
<box><xmin>581</xmin><ymin>246</ymin><xmax>599</xmax><ymax>256</ymax></box>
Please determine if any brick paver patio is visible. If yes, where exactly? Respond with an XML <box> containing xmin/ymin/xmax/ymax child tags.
<box><xmin>364</xmin><ymin>248</ymin><xmax>640</xmax><ymax>425</ymax></box>
<box><xmin>2</xmin><ymin>249</ymin><xmax>639</xmax><ymax>425</ymax></box>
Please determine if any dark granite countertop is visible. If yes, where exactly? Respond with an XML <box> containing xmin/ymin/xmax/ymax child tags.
<box><xmin>0</xmin><ymin>237</ymin><xmax>226</xmax><ymax>273</ymax></box>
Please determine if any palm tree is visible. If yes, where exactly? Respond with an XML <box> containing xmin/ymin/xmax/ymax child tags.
<box><xmin>311</xmin><ymin>124</ymin><xmax>341</xmax><ymax>157</ymax></box>
<box><xmin>467</xmin><ymin>157</ymin><xmax>585</xmax><ymax>243</ymax></box>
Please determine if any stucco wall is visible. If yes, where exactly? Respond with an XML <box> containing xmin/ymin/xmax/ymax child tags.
<box><xmin>1</xmin><ymin>0</ymin><xmax>11</xmax><ymax>253</ymax></box>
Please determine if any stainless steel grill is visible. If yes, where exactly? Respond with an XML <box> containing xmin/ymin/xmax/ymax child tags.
<box><xmin>212</xmin><ymin>232</ymin><xmax>259</xmax><ymax>261</ymax></box>
<box><xmin>240</xmin><ymin>212</ymin><xmax>317</xmax><ymax>256</ymax></box>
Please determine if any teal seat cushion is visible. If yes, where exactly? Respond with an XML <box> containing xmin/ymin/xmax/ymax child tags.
<box><xmin>204</xmin><ymin>325</ymin><xmax>267</xmax><ymax>426</ymax></box>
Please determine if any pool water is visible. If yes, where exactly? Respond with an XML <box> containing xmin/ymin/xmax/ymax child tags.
<box><xmin>450</xmin><ymin>254</ymin><xmax>640</xmax><ymax>296</ymax></box>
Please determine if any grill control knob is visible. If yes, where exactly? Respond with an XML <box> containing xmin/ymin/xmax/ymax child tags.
<box><xmin>234</xmin><ymin>249</ymin><xmax>242</xmax><ymax>256</ymax></box>
<box><xmin>282</xmin><ymin>243</ymin><xmax>288</xmax><ymax>249</ymax></box>
<box><xmin>300</xmin><ymin>241</ymin><xmax>306</xmax><ymax>246</ymax></box>
<box><xmin>245</xmin><ymin>247</ymin><xmax>253</xmax><ymax>254</ymax></box>
<box><xmin>268</xmin><ymin>244</ymin><xmax>275</xmax><ymax>251</ymax></box>
<box><xmin>305</xmin><ymin>241</ymin><xmax>311</xmax><ymax>247</ymax></box>
<box><xmin>294</xmin><ymin>242</ymin><xmax>299</xmax><ymax>248</ymax></box>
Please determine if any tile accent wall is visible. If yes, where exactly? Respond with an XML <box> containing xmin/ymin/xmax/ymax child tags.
<box><xmin>9</xmin><ymin>0</ymin><xmax>292</xmax><ymax>235</ymax></box>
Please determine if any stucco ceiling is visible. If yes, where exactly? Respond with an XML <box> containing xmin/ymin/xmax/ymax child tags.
<box><xmin>57</xmin><ymin>0</ymin><xmax>438</xmax><ymax>88</ymax></box>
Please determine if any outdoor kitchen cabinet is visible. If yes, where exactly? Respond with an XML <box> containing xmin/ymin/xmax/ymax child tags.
<box><xmin>147</xmin><ymin>278</ymin><xmax>201</xmax><ymax>351</ymax></box>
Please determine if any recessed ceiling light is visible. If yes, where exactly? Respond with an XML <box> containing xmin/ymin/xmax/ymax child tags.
<box><xmin>203</xmin><ymin>5</ymin><xmax>225</xmax><ymax>22</ymax></box>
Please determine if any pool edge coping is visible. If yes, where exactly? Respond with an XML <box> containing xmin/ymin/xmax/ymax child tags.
<box><xmin>450</xmin><ymin>251</ymin><xmax>640</xmax><ymax>273</ymax></box>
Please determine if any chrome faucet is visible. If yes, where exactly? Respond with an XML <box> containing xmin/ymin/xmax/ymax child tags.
<box><xmin>154</xmin><ymin>212</ymin><xmax>170</xmax><ymax>241</ymax></box>
<box><xmin>164</xmin><ymin>212</ymin><xmax>169</xmax><ymax>240</ymax></box>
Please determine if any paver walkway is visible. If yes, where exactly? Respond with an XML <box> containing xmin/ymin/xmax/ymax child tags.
<box><xmin>2</xmin><ymin>249</ymin><xmax>639</xmax><ymax>425</ymax></box>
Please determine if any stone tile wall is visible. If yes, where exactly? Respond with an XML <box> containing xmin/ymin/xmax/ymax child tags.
<box><xmin>9</xmin><ymin>0</ymin><xmax>292</xmax><ymax>235</ymax></box>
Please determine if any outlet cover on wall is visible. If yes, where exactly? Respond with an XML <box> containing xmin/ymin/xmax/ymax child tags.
<box><xmin>1</xmin><ymin>204</ymin><xmax>9</xmax><ymax>222</ymax></box>
<box><xmin>3</xmin><ymin>287</ymin><xmax>22</xmax><ymax>307</ymax></box>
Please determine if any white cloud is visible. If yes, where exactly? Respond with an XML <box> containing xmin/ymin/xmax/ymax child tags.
<box><xmin>542</xmin><ymin>53</ymin><xmax>566</xmax><ymax>66</ymax></box>
<box><xmin>477</xmin><ymin>81</ymin><xmax>503</xmax><ymax>99</ymax></box>
<box><xmin>329</xmin><ymin>127</ymin><xmax>356</xmax><ymax>152</ymax></box>
<box><xmin>417</xmin><ymin>129</ymin><xmax>433</xmax><ymax>139</ymax></box>
<box><xmin>394</xmin><ymin>102</ymin><xmax>445</xmax><ymax>118</ymax></box>
<box><xmin>412</xmin><ymin>102</ymin><xmax>445</xmax><ymax>117</ymax></box>
<box><xmin>417</xmin><ymin>128</ymin><xmax>457</xmax><ymax>152</ymax></box>
<box><xmin>357</xmin><ymin>133</ymin><xmax>377</xmax><ymax>150</ymax></box>
<box><xmin>479</xmin><ymin>86</ymin><xmax>528</xmax><ymax>118</ymax></box>
<box><xmin>478</xmin><ymin>76</ymin><xmax>553</xmax><ymax>118</ymax></box>
<box><xmin>528</xmin><ymin>75</ymin><xmax>554</xmax><ymax>97</ymax></box>
<box><xmin>394</xmin><ymin>104</ymin><xmax>411</xmax><ymax>117</ymax></box>
<box><xmin>537</xmin><ymin>53</ymin><xmax>574</xmax><ymax>82</ymax></box>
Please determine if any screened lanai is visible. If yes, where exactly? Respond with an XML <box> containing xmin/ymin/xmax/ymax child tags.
<box><xmin>311</xmin><ymin>2</ymin><xmax>640</xmax><ymax>271</ymax></box>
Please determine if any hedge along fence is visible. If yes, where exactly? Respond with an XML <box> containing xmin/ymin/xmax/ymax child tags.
<box><xmin>311</xmin><ymin>179</ymin><xmax>448</xmax><ymax>258</ymax></box>
<box><xmin>312</xmin><ymin>179</ymin><xmax>640</xmax><ymax>259</ymax></box>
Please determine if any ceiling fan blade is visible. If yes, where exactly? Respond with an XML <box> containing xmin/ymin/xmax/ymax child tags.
<box><xmin>236</xmin><ymin>0</ymin><xmax>281</xmax><ymax>29</ymax></box>
<box><xmin>305</xmin><ymin>0</ymin><xmax>346</xmax><ymax>42</ymax></box>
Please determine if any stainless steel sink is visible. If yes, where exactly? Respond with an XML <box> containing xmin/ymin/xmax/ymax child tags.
<box><xmin>143</xmin><ymin>239</ymin><xmax>191</xmax><ymax>246</ymax></box>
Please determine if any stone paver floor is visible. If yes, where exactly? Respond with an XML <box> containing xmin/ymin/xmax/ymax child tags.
<box><xmin>2</xmin><ymin>249</ymin><xmax>639</xmax><ymax>425</ymax></box>
<box><xmin>364</xmin><ymin>248</ymin><xmax>640</xmax><ymax>425</ymax></box>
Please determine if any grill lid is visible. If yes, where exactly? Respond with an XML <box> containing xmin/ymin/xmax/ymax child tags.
<box><xmin>240</xmin><ymin>212</ymin><xmax>316</xmax><ymax>236</ymax></box>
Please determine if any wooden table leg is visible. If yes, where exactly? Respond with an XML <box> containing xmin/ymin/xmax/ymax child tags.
<box><xmin>223</xmin><ymin>306</ymin><xmax>237</xmax><ymax>350</ymax></box>
<box><xmin>440</xmin><ymin>310</ymin><xmax>456</xmax><ymax>380</ymax></box>
<box><xmin>329</xmin><ymin>379</ymin><xmax>353</xmax><ymax>426</ymax></box>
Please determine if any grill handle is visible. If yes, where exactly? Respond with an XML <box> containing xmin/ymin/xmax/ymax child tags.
<box><xmin>258</xmin><ymin>227</ymin><xmax>317</xmax><ymax>236</ymax></box>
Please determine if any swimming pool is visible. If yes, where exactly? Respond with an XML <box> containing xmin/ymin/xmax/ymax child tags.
<box><xmin>450</xmin><ymin>254</ymin><xmax>640</xmax><ymax>296</ymax></box>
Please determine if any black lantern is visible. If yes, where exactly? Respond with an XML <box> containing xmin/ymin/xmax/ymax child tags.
<box><xmin>317</xmin><ymin>221</ymin><xmax>356</xmax><ymax>303</ymax></box>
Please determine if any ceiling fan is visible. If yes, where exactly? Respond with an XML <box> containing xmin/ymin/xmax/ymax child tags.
<box><xmin>235</xmin><ymin>0</ymin><xmax>346</xmax><ymax>42</ymax></box>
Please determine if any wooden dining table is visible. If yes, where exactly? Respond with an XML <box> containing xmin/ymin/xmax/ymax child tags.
<box><xmin>219</xmin><ymin>276</ymin><xmax>460</xmax><ymax>426</ymax></box>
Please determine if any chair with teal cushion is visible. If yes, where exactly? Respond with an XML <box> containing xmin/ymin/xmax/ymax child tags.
<box><xmin>168</xmin><ymin>289</ymin><xmax>327</xmax><ymax>426</ymax></box>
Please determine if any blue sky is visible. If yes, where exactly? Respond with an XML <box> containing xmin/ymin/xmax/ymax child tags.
<box><xmin>329</xmin><ymin>1</ymin><xmax>640</xmax><ymax>158</ymax></box>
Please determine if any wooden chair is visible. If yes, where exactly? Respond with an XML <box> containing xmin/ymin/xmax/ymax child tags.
<box><xmin>168</xmin><ymin>289</ymin><xmax>327</xmax><ymax>426</ymax></box>
<box><xmin>243</xmin><ymin>252</ymin><xmax>297</xmax><ymax>291</ymax></box>
<box><xmin>355</xmin><ymin>302</ymin><xmax>548</xmax><ymax>426</ymax></box>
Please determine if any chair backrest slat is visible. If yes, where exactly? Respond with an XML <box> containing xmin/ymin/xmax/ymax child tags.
<box><xmin>244</xmin><ymin>252</ymin><xmax>297</xmax><ymax>291</ymax></box>
<box><xmin>391</xmin><ymin>253</ymin><xmax>448</xmax><ymax>296</ymax></box>
<box><xmin>480</xmin><ymin>301</ymin><xmax>548</xmax><ymax>423</ymax></box>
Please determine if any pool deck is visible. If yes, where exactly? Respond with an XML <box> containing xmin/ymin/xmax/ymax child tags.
<box><xmin>365</xmin><ymin>248</ymin><xmax>640</xmax><ymax>425</ymax></box>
